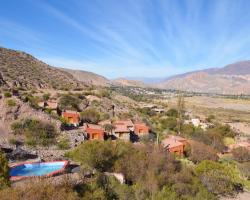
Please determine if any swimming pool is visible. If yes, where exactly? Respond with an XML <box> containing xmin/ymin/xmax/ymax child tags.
<box><xmin>10</xmin><ymin>161</ymin><xmax>68</xmax><ymax>180</ymax></box>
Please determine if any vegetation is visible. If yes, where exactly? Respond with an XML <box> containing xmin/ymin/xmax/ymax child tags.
<box><xmin>59</xmin><ymin>94</ymin><xmax>82</xmax><ymax>111</ymax></box>
<box><xmin>66</xmin><ymin>141</ymin><xmax>221</xmax><ymax>199</ymax></box>
<box><xmin>232</xmin><ymin>147</ymin><xmax>250</xmax><ymax>163</ymax></box>
<box><xmin>80</xmin><ymin>108</ymin><xmax>100</xmax><ymax>124</ymax></box>
<box><xmin>3</xmin><ymin>91</ymin><xmax>12</xmax><ymax>98</ymax></box>
<box><xmin>11</xmin><ymin>118</ymin><xmax>57</xmax><ymax>146</ymax></box>
<box><xmin>57</xmin><ymin>137</ymin><xmax>70</xmax><ymax>150</ymax></box>
<box><xmin>0</xmin><ymin>151</ymin><xmax>10</xmax><ymax>190</ymax></box>
<box><xmin>6</xmin><ymin>99</ymin><xmax>16</xmax><ymax>107</ymax></box>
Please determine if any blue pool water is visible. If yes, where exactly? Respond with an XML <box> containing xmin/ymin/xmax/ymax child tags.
<box><xmin>10</xmin><ymin>162</ymin><xmax>66</xmax><ymax>177</ymax></box>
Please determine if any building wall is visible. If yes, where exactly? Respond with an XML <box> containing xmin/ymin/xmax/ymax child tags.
<box><xmin>87</xmin><ymin>128</ymin><xmax>104</xmax><ymax>140</ymax></box>
<box><xmin>168</xmin><ymin>145</ymin><xmax>184</xmax><ymax>156</ymax></box>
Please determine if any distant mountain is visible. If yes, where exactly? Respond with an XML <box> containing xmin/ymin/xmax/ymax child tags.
<box><xmin>61</xmin><ymin>68</ymin><xmax>111</xmax><ymax>86</ymax></box>
<box><xmin>113</xmin><ymin>78</ymin><xmax>147</xmax><ymax>87</ymax></box>
<box><xmin>155</xmin><ymin>61</ymin><xmax>250</xmax><ymax>94</ymax></box>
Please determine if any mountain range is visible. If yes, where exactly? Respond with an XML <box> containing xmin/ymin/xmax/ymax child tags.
<box><xmin>1</xmin><ymin>46</ymin><xmax>250</xmax><ymax>94</ymax></box>
<box><xmin>153</xmin><ymin>61</ymin><xmax>250</xmax><ymax>94</ymax></box>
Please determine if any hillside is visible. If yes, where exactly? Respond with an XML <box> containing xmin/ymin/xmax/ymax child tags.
<box><xmin>155</xmin><ymin>61</ymin><xmax>250</xmax><ymax>95</ymax></box>
<box><xmin>61</xmin><ymin>68</ymin><xmax>111</xmax><ymax>86</ymax></box>
<box><xmin>0</xmin><ymin>47</ymin><xmax>84</xmax><ymax>90</ymax></box>
<box><xmin>113</xmin><ymin>78</ymin><xmax>147</xmax><ymax>88</ymax></box>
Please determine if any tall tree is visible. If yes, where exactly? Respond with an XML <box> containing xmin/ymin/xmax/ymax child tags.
<box><xmin>177</xmin><ymin>93</ymin><xmax>185</xmax><ymax>134</ymax></box>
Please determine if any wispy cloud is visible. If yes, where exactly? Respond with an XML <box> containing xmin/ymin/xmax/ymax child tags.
<box><xmin>1</xmin><ymin>0</ymin><xmax>250</xmax><ymax>78</ymax></box>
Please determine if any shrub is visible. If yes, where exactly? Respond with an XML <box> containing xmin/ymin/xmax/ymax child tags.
<box><xmin>3</xmin><ymin>92</ymin><xmax>12</xmax><ymax>98</ymax></box>
<box><xmin>196</xmin><ymin>161</ymin><xmax>240</xmax><ymax>196</ymax></box>
<box><xmin>166</xmin><ymin>108</ymin><xmax>178</xmax><ymax>118</ymax></box>
<box><xmin>0</xmin><ymin>151</ymin><xmax>10</xmax><ymax>189</ymax></box>
<box><xmin>187</xmin><ymin>141</ymin><xmax>219</xmax><ymax>163</ymax></box>
<box><xmin>11</xmin><ymin>118</ymin><xmax>57</xmax><ymax>146</ymax></box>
<box><xmin>67</xmin><ymin>140</ymin><xmax>118</xmax><ymax>172</ymax></box>
<box><xmin>0</xmin><ymin>179</ymin><xmax>79</xmax><ymax>200</ymax></box>
<box><xmin>232</xmin><ymin>147</ymin><xmax>250</xmax><ymax>163</ymax></box>
<box><xmin>160</xmin><ymin>117</ymin><xmax>177</xmax><ymax>131</ymax></box>
<box><xmin>42</xmin><ymin>93</ymin><xmax>50</xmax><ymax>101</ymax></box>
<box><xmin>237</xmin><ymin>162</ymin><xmax>250</xmax><ymax>180</ymax></box>
<box><xmin>59</xmin><ymin>94</ymin><xmax>82</xmax><ymax>111</ymax></box>
<box><xmin>80</xmin><ymin>108</ymin><xmax>100</xmax><ymax>124</ymax></box>
<box><xmin>6</xmin><ymin>99</ymin><xmax>16</xmax><ymax>107</ymax></box>
<box><xmin>57</xmin><ymin>138</ymin><xmax>70</xmax><ymax>150</ymax></box>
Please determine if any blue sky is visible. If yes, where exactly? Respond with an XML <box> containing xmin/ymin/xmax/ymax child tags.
<box><xmin>1</xmin><ymin>0</ymin><xmax>250</xmax><ymax>79</ymax></box>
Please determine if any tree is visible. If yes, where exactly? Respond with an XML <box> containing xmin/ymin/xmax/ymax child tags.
<box><xmin>67</xmin><ymin>140</ymin><xmax>117</xmax><ymax>172</ymax></box>
<box><xmin>103</xmin><ymin>124</ymin><xmax>115</xmax><ymax>135</ymax></box>
<box><xmin>0</xmin><ymin>151</ymin><xmax>10</xmax><ymax>189</ymax></box>
<box><xmin>177</xmin><ymin>93</ymin><xmax>185</xmax><ymax>134</ymax></box>
<box><xmin>80</xmin><ymin>108</ymin><xmax>100</xmax><ymax>124</ymax></box>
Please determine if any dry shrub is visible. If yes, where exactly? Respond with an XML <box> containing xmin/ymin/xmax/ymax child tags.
<box><xmin>0</xmin><ymin>178</ymin><xmax>79</xmax><ymax>200</ymax></box>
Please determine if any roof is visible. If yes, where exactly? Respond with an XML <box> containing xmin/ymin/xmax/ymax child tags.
<box><xmin>162</xmin><ymin>138</ymin><xmax>184</xmax><ymax>149</ymax></box>
<box><xmin>169</xmin><ymin>135</ymin><xmax>186</xmax><ymax>142</ymax></box>
<box><xmin>114</xmin><ymin>124</ymin><xmax>130</xmax><ymax>133</ymax></box>
<box><xmin>114</xmin><ymin>119</ymin><xmax>134</xmax><ymax>127</ymax></box>
<box><xmin>86</xmin><ymin>123</ymin><xmax>104</xmax><ymax>130</ymax></box>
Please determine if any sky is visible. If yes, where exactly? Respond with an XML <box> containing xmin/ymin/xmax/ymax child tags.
<box><xmin>1</xmin><ymin>0</ymin><xmax>250</xmax><ymax>79</ymax></box>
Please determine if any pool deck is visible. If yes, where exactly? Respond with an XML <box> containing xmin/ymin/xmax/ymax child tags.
<box><xmin>10</xmin><ymin>160</ymin><xmax>69</xmax><ymax>181</ymax></box>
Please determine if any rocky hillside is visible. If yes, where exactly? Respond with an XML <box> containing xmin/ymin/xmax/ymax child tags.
<box><xmin>0</xmin><ymin>47</ymin><xmax>85</xmax><ymax>90</ymax></box>
<box><xmin>61</xmin><ymin>68</ymin><xmax>111</xmax><ymax>86</ymax></box>
<box><xmin>155</xmin><ymin>61</ymin><xmax>250</xmax><ymax>95</ymax></box>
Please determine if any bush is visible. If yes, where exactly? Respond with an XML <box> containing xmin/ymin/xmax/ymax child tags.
<box><xmin>0</xmin><ymin>151</ymin><xmax>10</xmax><ymax>189</ymax></box>
<box><xmin>11</xmin><ymin>118</ymin><xmax>57</xmax><ymax>146</ymax></box>
<box><xmin>0</xmin><ymin>179</ymin><xmax>79</xmax><ymax>200</ymax></box>
<box><xmin>166</xmin><ymin>108</ymin><xmax>178</xmax><ymax>118</ymax></box>
<box><xmin>80</xmin><ymin>108</ymin><xmax>100</xmax><ymax>124</ymax></box>
<box><xmin>160</xmin><ymin>117</ymin><xmax>177</xmax><ymax>131</ymax></box>
<box><xmin>237</xmin><ymin>162</ymin><xmax>250</xmax><ymax>180</ymax></box>
<box><xmin>59</xmin><ymin>94</ymin><xmax>82</xmax><ymax>111</ymax></box>
<box><xmin>3</xmin><ymin>92</ymin><xmax>12</xmax><ymax>98</ymax></box>
<box><xmin>42</xmin><ymin>93</ymin><xmax>50</xmax><ymax>101</ymax></box>
<box><xmin>6</xmin><ymin>99</ymin><xmax>16</xmax><ymax>107</ymax></box>
<box><xmin>67</xmin><ymin>140</ymin><xmax>117</xmax><ymax>172</ymax></box>
<box><xmin>57</xmin><ymin>138</ymin><xmax>70</xmax><ymax>150</ymax></box>
<box><xmin>187</xmin><ymin>141</ymin><xmax>219</xmax><ymax>163</ymax></box>
<box><xmin>196</xmin><ymin>161</ymin><xmax>240</xmax><ymax>196</ymax></box>
<box><xmin>232</xmin><ymin>147</ymin><xmax>250</xmax><ymax>163</ymax></box>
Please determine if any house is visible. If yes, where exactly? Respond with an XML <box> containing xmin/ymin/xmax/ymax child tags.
<box><xmin>38</xmin><ymin>100</ymin><xmax>58</xmax><ymax>112</ymax></box>
<box><xmin>113</xmin><ymin>120</ymin><xmax>134</xmax><ymax>140</ymax></box>
<box><xmin>83</xmin><ymin>123</ymin><xmax>104</xmax><ymax>140</ymax></box>
<box><xmin>153</xmin><ymin>108</ymin><xmax>165</xmax><ymax>114</ymax></box>
<box><xmin>134</xmin><ymin>122</ymin><xmax>149</xmax><ymax>136</ymax></box>
<box><xmin>62</xmin><ymin>110</ymin><xmax>80</xmax><ymax>127</ymax></box>
<box><xmin>161</xmin><ymin>135</ymin><xmax>187</xmax><ymax>156</ymax></box>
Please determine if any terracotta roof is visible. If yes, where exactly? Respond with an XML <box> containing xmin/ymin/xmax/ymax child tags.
<box><xmin>114</xmin><ymin>124</ymin><xmax>130</xmax><ymax>133</ymax></box>
<box><xmin>162</xmin><ymin>138</ymin><xmax>184</xmax><ymax>148</ymax></box>
<box><xmin>86</xmin><ymin>123</ymin><xmax>104</xmax><ymax>130</ymax></box>
<box><xmin>114</xmin><ymin>120</ymin><xmax>134</xmax><ymax>127</ymax></box>
<box><xmin>169</xmin><ymin>135</ymin><xmax>186</xmax><ymax>142</ymax></box>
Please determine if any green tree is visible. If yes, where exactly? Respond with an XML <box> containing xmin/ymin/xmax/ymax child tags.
<box><xmin>0</xmin><ymin>151</ymin><xmax>10</xmax><ymax>189</ymax></box>
<box><xmin>59</xmin><ymin>94</ymin><xmax>81</xmax><ymax>111</ymax></box>
<box><xmin>103</xmin><ymin>124</ymin><xmax>115</xmax><ymax>135</ymax></box>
